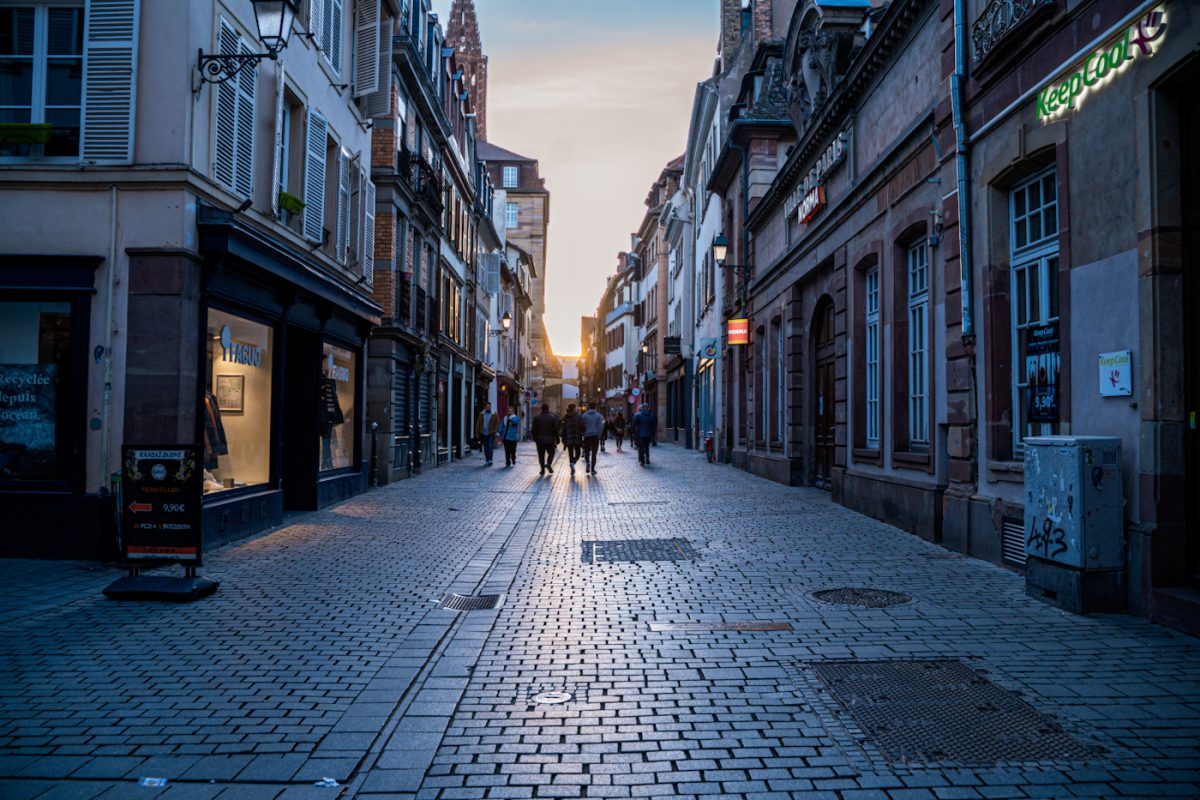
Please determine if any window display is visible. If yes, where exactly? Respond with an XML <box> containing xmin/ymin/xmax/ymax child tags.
<box><xmin>204</xmin><ymin>309</ymin><xmax>273</xmax><ymax>494</ymax></box>
<box><xmin>0</xmin><ymin>300</ymin><xmax>71</xmax><ymax>481</ymax></box>
<box><xmin>320</xmin><ymin>342</ymin><xmax>356</xmax><ymax>471</ymax></box>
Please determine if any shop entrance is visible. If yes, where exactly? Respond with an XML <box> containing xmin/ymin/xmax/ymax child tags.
<box><xmin>282</xmin><ymin>326</ymin><xmax>320</xmax><ymax>512</ymax></box>
<box><xmin>1183</xmin><ymin>82</ymin><xmax>1200</xmax><ymax>585</ymax></box>
<box><xmin>812</xmin><ymin>299</ymin><xmax>836</xmax><ymax>489</ymax></box>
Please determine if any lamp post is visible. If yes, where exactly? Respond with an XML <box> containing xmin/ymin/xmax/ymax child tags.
<box><xmin>198</xmin><ymin>0</ymin><xmax>299</xmax><ymax>85</ymax></box>
<box><xmin>712</xmin><ymin>234</ymin><xmax>752</xmax><ymax>310</ymax></box>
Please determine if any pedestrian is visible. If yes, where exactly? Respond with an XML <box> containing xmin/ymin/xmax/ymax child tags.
<box><xmin>475</xmin><ymin>402</ymin><xmax>499</xmax><ymax>466</ymax></box>
<box><xmin>633</xmin><ymin>403</ymin><xmax>657</xmax><ymax>466</ymax></box>
<box><xmin>531</xmin><ymin>404</ymin><xmax>561</xmax><ymax>476</ymax></box>
<box><xmin>580</xmin><ymin>403</ymin><xmax>605</xmax><ymax>475</ymax></box>
<box><xmin>600</xmin><ymin>413</ymin><xmax>609</xmax><ymax>452</ymax></box>
<box><xmin>613</xmin><ymin>411</ymin><xmax>627</xmax><ymax>452</ymax></box>
<box><xmin>499</xmin><ymin>409</ymin><xmax>521</xmax><ymax>467</ymax></box>
<box><xmin>560</xmin><ymin>403</ymin><xmax>585</xmax><ymax>476</ymax></box>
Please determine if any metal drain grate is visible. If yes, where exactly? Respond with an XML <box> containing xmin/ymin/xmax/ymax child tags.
<box><xmin>649</xmin><ymin>621</ymin><xmax>792</xmax><ymax>632</ymax></box>
<box><xmin>812</xmin><ymin>588</ymin><xmax>912</xmax><ymax>607</ymax></box>
<box><xmin>608</xmin><ymin>501</ymin><xmax>671</xmax><ymax>507</ymax></box>
<box><xmin>1001</xmin><ymin>517</ymin><xmax>1027</xmax><ymax>566</ymax></box>
<box><xmin>582</xmin><ymin>538</ymin><xmax>698</xmax><ymax>564</ymax></box>
<box><xmin>811</xmin><ymin>659</ymin><xmax>1098</xmax><ymax>765</ymax></box>
<box><xmin>439</xmin><ymin>593</ymin><xmax>502</xmax><ymax>611</ymax></box>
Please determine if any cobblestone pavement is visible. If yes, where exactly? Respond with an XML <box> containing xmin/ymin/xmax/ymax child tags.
<box><xmin>1</xmin><ymin>444</ymin><xmax>1198</xmax><ymax>800</ymax></box>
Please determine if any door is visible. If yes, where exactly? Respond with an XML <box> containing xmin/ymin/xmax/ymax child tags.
<box><xmin>813</xmin><ymin>300</ymin><xmax>836</xmax><ymax>488</ymax></box>
<box><xmin>282</xmin><ymin>326</ymin><xmax>319</xmax><ymax>512</ymax></box>
<box><xmin>1182</xmin><ymin>86</ymin><xmax>1200</xmax><ymax>584</ymax></box>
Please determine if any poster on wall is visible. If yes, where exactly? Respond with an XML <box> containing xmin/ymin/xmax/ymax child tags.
<box><xmin>0</xmin><ymin>364</ymin><xmax>57</xmax><ymax>480</ymax></box>
<box><xmin>122</xmin><ymin>445</ymin><xmax>203</xmax><ymax>564</ymax></box>
<box><xmin>1026</xmin><ymin>323</ymin><xmax>1061</xmax><ymax>423</ymax></box>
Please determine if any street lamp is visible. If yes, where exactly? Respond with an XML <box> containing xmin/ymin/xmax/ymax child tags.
<box><xmin>532</xmin><ymin>354</ymin><xmax>538</xmax><ymax>368</ymax></box>
<box><xmin>641</xmin><ymin>343</ymin><xmax>649</xmax><ymax>354</ymax></box>
<box><xmin>712</xmin><ymin>234</ymin><xmax>752</xmax><ymax>308</ymax></box>
<box><xmin>712</xmin><ymin>234</ymin><xmax>729</xmax><ymax>263</ymax></box>
<box><xmin>489</xmin><ymin>312</ymin><xmax>511</xmax><ymax>336</ymax></box>
<box><xmin>198</xmin><ymin>0</ymin><xmax>299</xmax><ymax>85</ymax></box>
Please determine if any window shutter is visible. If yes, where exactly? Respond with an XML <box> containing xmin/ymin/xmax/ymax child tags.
<box><xmin>212</xmin><ymin>19</ymin><xmax>238</xmax><ymax>190</ymax></box>
<box><xmin>303</xmin><ymin>108</ymin><xmax>327</xmax><ymax>242</ymax></box>
<box><xmin>364</xmin><ymin>19</ymin><xmax>393</xmax><ymax>119</ymax></box>
<box><xmin>348</xmin><ymin>154</ymin><xmax>362</xmax><ymax>267</ymax></box>
<box><xmin>362</xmin><ymin>173</ymin><xmax>376</xmax><ymax>285</ymax></box>
<box><xmin>485</xmin><ymin>253</ymin><xmax>500</xmax><ymax>295</ymax></box>
<box><xmin>234</xmin><ymin>36</ymin><xmax>256</xmax><ymax>199</ymax></box>
<box><xmin>81</xmin><ymin>0</ymin><xmax>140</xmax><ymax>165</ymax></box>
<box><xmin>271</xmin><ymin>60</ymin><xmax>286</xmax><ymax>219</ymax></box>
<box><xmin>309</xmin><ymin>0</ymin><xmax>325</xmax><ymax>53</ymax></box>
<box><xmin>329</xmin><ymin>0</ymin><xmax>344</xmax><ymax>72</ymax></box>
<box><xmin>336</xmin><ymin>148</ymin><xmax>351</xmax><ymax>262</ymax></box>
<box><xmin>352</xmin><ymin>0</ymin><xmax>379</xmax><ymax>97</ymax></box>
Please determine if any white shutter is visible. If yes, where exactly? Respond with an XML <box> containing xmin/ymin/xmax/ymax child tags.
<box><xmin>271</xmin><ymin>60</ymin><xmax>286</xmax><ymax>219</ymax></box>
<box><xmin>212</xmin><ymin>19</ymin><xmax>238</xmax><ymax>190</ymax></box>
<box><xmin>353</xmin><ymin>0</ymin><xmax>379</xmax><ymax>97</ymax></box>
<box><xmin>303</xmin><ymin>108</ymin><xmax>327</xmax><ymax>243</ymax></box>
<box><xmin>234</xmin><ymin>36</ymin><xmax>256</xmax><ymax>199</ymax></box>
<box><xmin>309</xmin><ymin>0</ymin><xmax>325</xmax><ymax>53</ymax></box>
<box><xmin>362</xmin><ymin>173</ymin><xmax>376</xmax><ymax>285</ymax></box>
<box><xmin>81</xmin><ymin>0</ymin><xmax>140</xmax><ymax>165</ymax></box>
<box><xmin>329</xmin><ymin>0</ymin><xmax>344</xmax><ymax>72</ymax></box>
<box><xmin>486</xmin><ymin>253</ymin><xmax>500</xmax><ymax>295</ymax></box>
<box><xmin>348</xmin><ymin>153</ymin><xmax>362</xmax><ymax>267</ymax></box>
<box><xmin>363</xmin><ymin>19</ymin><xmax>393</xmax><ymax>119</ymax></box>
<box><xmin>336</xmin><ymin>148</ymin><xmax>350</xmax><ymax>262</ymax></box>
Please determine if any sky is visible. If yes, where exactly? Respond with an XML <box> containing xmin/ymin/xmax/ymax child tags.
<box><xmin>431</xmin><ymin>0</ymin><xmax>721</xmax><ymax>357</ymax></box>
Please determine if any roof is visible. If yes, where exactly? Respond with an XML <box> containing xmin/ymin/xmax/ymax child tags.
<box><xmin>477</xmin><ymin>141</ymin><xmax>536</xmax><ymax>163</ymax></box>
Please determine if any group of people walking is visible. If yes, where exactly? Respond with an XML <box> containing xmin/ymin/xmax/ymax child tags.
<box><xmin>473</xmin><ymin>401</ymin><xmax>658</xmax><ymax>475</ymax></box>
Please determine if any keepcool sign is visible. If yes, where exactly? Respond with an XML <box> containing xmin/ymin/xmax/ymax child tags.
<box><xmin>121</xmin><ymin>446</ymin><xmax>203</xmax><ymax>564</ymax></box>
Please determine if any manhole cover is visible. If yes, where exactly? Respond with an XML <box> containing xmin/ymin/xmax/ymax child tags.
<box><xmin>531</xmin><ymin>691</ymin><xmax>573</xmax><ymax>705</ymax></box>
<box><xmin>812</xmin><ymin>588</ymin><xmax>912</xmax><ymax>607</ymax></box>
<box><xmin>649</xmin><ymin>621</ymin><xmax>792</xmax><ymax>632</ymax></box>
<box><xmin>811</xmin><ymin>659</ymin><xmax>1098</xmax><ymax>765</ymax></box>
<box><xmin>582</xmin><ymin>538</ymin><xmax>698</xmax><ymax>564</ymax></box>
<box><xmin>440</xmin><ymin>593</ymin><xmax>502</xmax><ymax>611</ymax></box>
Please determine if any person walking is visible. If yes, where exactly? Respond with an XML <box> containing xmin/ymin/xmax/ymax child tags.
<box><xmin>632</xmin><ymin>403</ymin><xmax>657</xmax><ymax>466</ymax></box>
<box><xmin>531</xmin><ymin>404</ymin><xmax>561</xmax><ymax>476</ymax></box>
<box><xmin>475</xmin><ymin>402</ymin><xmax>500</xmax><ymax>466</ymax></box>
<box><xmin>580</xmin><ymin>403</ymin><xmax>605</xmax><ymax>475</ymax></box>
<box><xmin>560</xmin><ymin>404</ymin><xmax>585</xmax><ymax>476</ymax></box>
<box><xmin>499</xmin><ymin>409</ymin><xmax>521</xmax><ymax>467</ymax></box>
<box><xmin>613</xmin><ymin>412</ymin><xmax>627</xmax><ymax>452</ymax></box>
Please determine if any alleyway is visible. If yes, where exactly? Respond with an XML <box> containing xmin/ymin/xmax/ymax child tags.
<box><xmin>1</xmin><ymin>445</ymin><xmax>1198</xmax><ymax>800</ymax></box>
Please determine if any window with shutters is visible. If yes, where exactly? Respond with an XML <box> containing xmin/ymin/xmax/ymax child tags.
<box><xmin>312</xmin><ymin>0</ymin><xmax>343</xmax><ymax>74</ymax></box>
<box><xmin>302</xmin><ymin>108</ymin><xmax>328</xmax><ymax>243</ymax></box>
<box><xmin>0</xmin><ymin>5</ymin><xmax>84</xmax><ymax>160</ymax></box>
<box><xmin>212</xmin><ymin>16</ymin><xmax>256</xmax><ymax>198</ymax></box>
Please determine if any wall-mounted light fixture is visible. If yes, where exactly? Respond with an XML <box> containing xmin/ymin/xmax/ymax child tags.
<box><xmin>198</xmin><ymin>0</ymin><xmax>299</xmax><ymax>85</ymax></box>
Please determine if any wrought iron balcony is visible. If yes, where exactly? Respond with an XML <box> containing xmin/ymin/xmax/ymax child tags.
<box><xmin>399</xmin><ymin>149</ymin><xmax>445</xmax><ymax>215</ymax></box>
<box><xmin>972</xmin><ymin>0</ymin><xmax>1054</xmax><ymax>63</ymax></box>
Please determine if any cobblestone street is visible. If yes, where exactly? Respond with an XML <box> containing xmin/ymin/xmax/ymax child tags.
<box><xmin>2</xmin><ymin>445</ymin><xmax>1198</xmax><ymax>800</ymax></box>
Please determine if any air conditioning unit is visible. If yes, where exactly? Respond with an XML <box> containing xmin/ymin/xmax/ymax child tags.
<box><xmin>1023</xmin><ymin>436</ymin><xmax>1125</xmax><ymax>614</ymax></box>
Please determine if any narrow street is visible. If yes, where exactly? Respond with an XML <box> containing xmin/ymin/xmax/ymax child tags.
<box><xmin>1</xmin><ymin>446</ymin><xmax>1198</xmax><ymax>800</ymax></box>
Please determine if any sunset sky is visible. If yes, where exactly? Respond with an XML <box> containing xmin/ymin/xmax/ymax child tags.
<box><xmin>432</xmin><ymin>0</ymin><xmax>721</xmax><ymax>357</ymax></box>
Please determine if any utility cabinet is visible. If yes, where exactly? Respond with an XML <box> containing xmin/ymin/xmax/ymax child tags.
<box><xmin>1023</xmin><ymin>436</ymin><xmax>1125</xmax><ymax>614</ymax></box>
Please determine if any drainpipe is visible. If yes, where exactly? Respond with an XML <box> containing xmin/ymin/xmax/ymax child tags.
<box><xmin>951</xmin><ymin>0</ymin><xmax>974</xmax><ymax>343</ymax></box>
<box><xmin>99</xmin><ymin>185</ymin><xmax>119</xmax><ymax>494</ymax></box>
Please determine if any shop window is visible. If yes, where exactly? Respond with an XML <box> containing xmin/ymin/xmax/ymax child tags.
<box><xmin>204</xmin><ymin>309</ymin><xmax>273</xmax><ymax>494</ymax></box>
<box><xmin>0</xmin><ymin>5</ymin><xmax>84</xmax><ymax>160</ymax></box>
<box><xmin>0</xmin><ymin>300</ymin><xmax>71</xmax><ymax>480</ymax></box>
<box><xmin>1010</xmin><ymin>167</ymin><xmax>1061</xmax><ymax>451</ymax></box>
<box><xmin>320</xmin><ymin>342</ymin><xmax>356</xmax><ymax>471</ymax></box>
<box><xmin>865</xmin><ymin>266</ymin><xmax>880</xmax><ymax>449</ymax></box>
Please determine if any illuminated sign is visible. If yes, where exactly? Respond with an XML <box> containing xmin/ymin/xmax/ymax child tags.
<box><xmin>727</xmin><ymin>318</ymin><xmax>750</xmax><ymax>346</ymax></box>
<box><xmin>798</xmin><ymin>185</ymin><xmax>826</xmax><ymax>225</ymax></box>
<box><xmin>785</xmin><ymin>130</ymin><xmax>847</xmax><ymax>223</ymax></box>
<box><xmin>1037</xmin><ymin>8</ymin><xmax>1166</xmax><ymax>123</ymax></box>
<box><xmin>220</xmin><ymin>325</ymin><xmax>264</xmax><ymax>367</ymax></box>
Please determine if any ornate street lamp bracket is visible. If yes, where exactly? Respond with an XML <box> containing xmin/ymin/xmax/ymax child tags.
<box><xmin>197</xmin><ymin>49</ymin><xmax>273</xmax><ymax>85</ymax></box>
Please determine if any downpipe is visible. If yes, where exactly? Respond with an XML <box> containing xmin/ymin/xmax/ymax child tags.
<box><xmin>952</xmin><ymin>0</ymin><xmax>979</xmax><ymax>488</ymax></box>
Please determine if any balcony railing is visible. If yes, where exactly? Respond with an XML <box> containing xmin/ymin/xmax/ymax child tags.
<box><xmin>972</xmin><ymin>0</ymin><xmax>1054</xmax><ymax>63</ymax></box>
<box><xmin>399</xmin><ymin>149</ymin><xmax>444</xmax><ymax>215</ymax></box>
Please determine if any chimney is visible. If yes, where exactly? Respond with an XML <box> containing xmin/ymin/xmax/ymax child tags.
<box><xmin>753</xmin><ymin>0</ymin><xmax>773</xmax><ymax>44</ymax></box>
<box><xmin>720</xmin><ymin>0</ymin><xmax>742</xmax><ymax>73</ymax></box>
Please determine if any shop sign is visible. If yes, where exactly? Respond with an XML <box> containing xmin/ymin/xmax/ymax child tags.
<box><xmin>698</xmin><ymin>339</ymin><xmax>721</xmax><ymax>359</ymax></box>
<box><xmin>326</xmin><ymin>352</ymin><xmax>350</xmax><ymax>382</ymax></box>
<box><xmin>664</xmin><ymin>336</ymin><xmax>682</xmax><ymax>355</ymax></box>
<box><xmin>220</xmin><ymin>325</ymin><xmax>264</xmax><ymax>368</ymax></box>
<box><xmin>1036</xmin><ymin>8</ymin><xmax>1166</xmax><ymax>123</ymax></box>
<box><xmin>0</xmin><ymin>364</ymin><xmax>57</xmax><ymax>478</ymax></box>
<box><xmin>122</xmin><ymin>446</ymin><xmax>203</xmax><ymax>564</ymax></box>
<box><xmin>727</xmin><ymin>318</ymin><xmax>750</xmax><ymax>346</ymax></box>
<box><xmin>784</xmin><ymin>130</ymin><xmax>847</xmax><ymax>223</ymax></box>
<box><xmin>1025</xmin><ymin>323</ymin><xmax>1061</xmax><ymax>422</ymax></box>
<box><xmin>1098</xmin><ymin>350</ymin><xmax>1133</xmax><ymax>396</ymax></box>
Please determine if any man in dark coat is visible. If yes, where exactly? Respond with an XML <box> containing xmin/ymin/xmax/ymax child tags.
<box><xmin>632</xmin><ymin>403</ymin><xmax>657</xmax><ymax>466</ymax></box>
<box><xmin>530</xmin><ymin>404</ymin><xmax>562</xmax><ymax>476</ymax></box>
<box><xmin>560</xmin><ymin>404</ymin><xmax>585</xmax><ymax>476</ymax></box>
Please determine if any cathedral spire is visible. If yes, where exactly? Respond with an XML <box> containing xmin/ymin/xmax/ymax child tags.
<box><xmin>445</xmin><ymin>0</ymin><xmax>488</xmax><ymax>140</ymax></box>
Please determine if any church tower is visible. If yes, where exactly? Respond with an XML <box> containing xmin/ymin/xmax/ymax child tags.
<box><xmin>445</xmin><ymin>0</ymin><xmax>488</xmax><ymax>141</ymax></box>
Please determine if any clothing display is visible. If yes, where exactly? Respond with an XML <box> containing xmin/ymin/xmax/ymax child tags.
<box><xmin>203</xmin><ymin>391</ymin><xmax>229</xmax><ymax>470</ymax></box>
<box><xmin>319</xmin><ymin>376</ymin><xmax>345</xmax><ymax>436</ymax></box>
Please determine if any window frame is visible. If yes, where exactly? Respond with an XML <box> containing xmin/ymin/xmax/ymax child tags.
<box><xmin>504</xmin><ymin>201</ymin><xmax>518</xmax><ymax>229</ymax></box>
<box><xmin>906</xmin><ymin>240</ymin><xmax>929</xmax><ymax>447</ymax></box>
<box><xmin>502</xmin><ymin>165</ymin><xmax>518</xmax><ymax>188</ymax></box>
<box><xmin>864</xmin><ymin>265</ymin><xmax>880</xmax><ymax>449</ymax></box>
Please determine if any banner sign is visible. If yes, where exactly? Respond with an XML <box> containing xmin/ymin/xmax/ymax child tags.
<box><xmin>1025</xmin><ymin>323</ymin><xmax>1061</xmax><ymax>423</ymax></box>
<box><xmin>1098</xmin><ymin>350</ymin><xmax>1133</xmax><ymax>396</ymax></box>
<box><xmin>0</xmin><ymin>364</ymin><xmax>57</xmax><ymax>480</ymax></box>
<box><xmin>727</xmin><ymin>318</ymin><xmax>750</xmax><ymax>346</ymax></box>
<box><xmin>122</xmin><ymin>446</ymin><xmax>203</xmax><ymax>564</ymax></box>
<box><xmin>698</xmin><ymin>339</ymin><xmax>721</xmax><ymax>359</ymax></box>
<box><xmin>664</xmin><ymin>336</ymin><xmax>682</xmax><ymax>355</ymax></box>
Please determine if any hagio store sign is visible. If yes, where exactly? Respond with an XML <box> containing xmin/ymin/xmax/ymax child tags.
<box><xmin>1037</xmin><ymin>8</ymin><xmax>1167</xmax><ymax>123</ymax></box>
